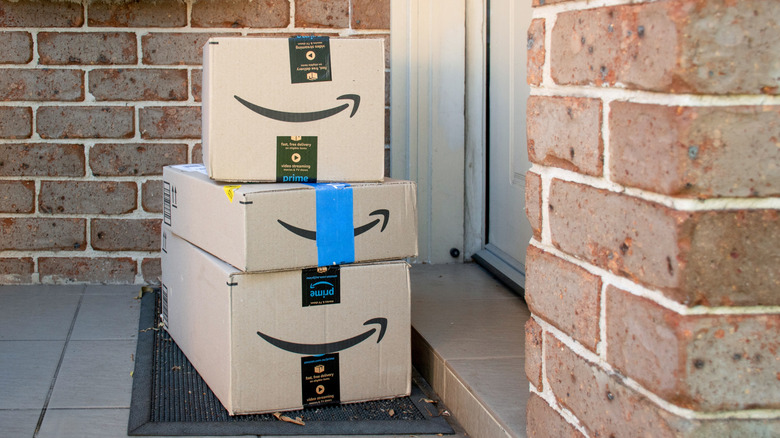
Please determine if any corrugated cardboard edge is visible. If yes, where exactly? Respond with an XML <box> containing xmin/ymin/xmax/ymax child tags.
<box><xmin>202</xmin><ymin>39</ymin><xmax>216</xmax><ymax>179</ymax></box>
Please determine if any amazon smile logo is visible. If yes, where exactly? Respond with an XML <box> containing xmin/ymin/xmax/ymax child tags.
<box><xmin>278</xmin><ymin>209</ymin><xmax>389</xmax><ymax>241</ymax></box>
<box><xmin>257</xmin><ymin>317</ymin><xmax>387</xmax><ymax>355</ymax></box>
<box><xmin>234</xmin><ymin>94</ymin><xmax>361</xmax><ymax>123</ymax></box>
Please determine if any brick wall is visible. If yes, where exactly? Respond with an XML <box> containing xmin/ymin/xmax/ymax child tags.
<box><xmin>525</xmin><ymin>0</ymin><xmax>779</xmax><ymax>436</ymax></box>
<box><xmin>0</xmin><ymin>0</ymin><xmax>390</xmax><ymax>284</ymax></box>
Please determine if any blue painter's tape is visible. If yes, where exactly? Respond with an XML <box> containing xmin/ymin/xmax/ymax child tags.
<box><xmin>309</xmin><ymin>183</ymin><xmax>355</xmax><ymax>266</ymax></box>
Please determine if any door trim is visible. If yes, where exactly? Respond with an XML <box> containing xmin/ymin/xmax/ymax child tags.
<box><xmin>390</xmin><ymin>0</ymin><xmax>468</xmax><ymax>263</ymax></box>
<box><xmin>463</xmin><ymin>0</ymin><xmax>488</xmax><ymax>260</ymax></box>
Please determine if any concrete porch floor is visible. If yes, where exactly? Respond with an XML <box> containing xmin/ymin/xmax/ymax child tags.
<box><xmin>0</xmin><ymin>263</ymin><xmax>530</xmax><ymax>438</ymax></box>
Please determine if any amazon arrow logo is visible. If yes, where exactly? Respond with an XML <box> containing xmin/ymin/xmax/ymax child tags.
<box><xmin>257</xmin><ymin>317</ymin><xmax>387</xmax><ymax>355</ymax></box>
<box><xmin>234</xmin><ymin>94</ymin><xmax>360</xmax><ymax>123</ymax></box>
<box><xmin>277</xmin><ymin>209</ymin><xmax>389</xmax><ymax>241</ymax></box>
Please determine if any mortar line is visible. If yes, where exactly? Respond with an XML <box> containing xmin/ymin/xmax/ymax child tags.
<box><xmin>540</xmin><ymin>321</ymin><xmax>780</xmax><ymax>421</ymax></box>
<box><xmin>528</xmin><ymin>239</ymin><xmax>780</xmax><ymax>316</ymax></box>
<box><xmin>530</xmin><ymin>163</ymin><xmax>780</xmax><ymax>211</ymax></box>
<box><xmin>600</xmin><ymin>98</ymin><xmax>612</xmax><ymax>183</ymax></box>
<box><xmin>530</xmin><ymin>86</ymin><xmax>780</xmax><ymax>107</ymax></box>
<box><xmin>530</xmin><ymin>319</ymin><xmax>591</xmax><ymax>437</ymax></box>
<box><xmin>596</xmin><ymin>281</ymin><xmax>608</xmax><ymax>359</ymax></box>
<box><xmin>533</xmin><ymin>0</ymin><xmax>677</xmax><ymax>18</ymax></box>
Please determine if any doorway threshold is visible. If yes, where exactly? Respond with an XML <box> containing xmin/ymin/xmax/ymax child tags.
<box><xmin>410</xmin><ymin>263</ymin><xmax>531</xmax><ymax>438</ymax></box>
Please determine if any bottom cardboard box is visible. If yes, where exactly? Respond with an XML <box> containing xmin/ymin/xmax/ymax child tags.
<box><xmin>161</xmin><ymin>231</ymin><xmax>412</xmax><ymax>415</ymax></box>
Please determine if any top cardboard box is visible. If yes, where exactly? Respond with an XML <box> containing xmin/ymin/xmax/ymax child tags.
<box><xmin>203</xmin><ymin>36</ymin><xmax>385</xmax><ymax>183</ymax></box>
<box><xmin>162</xmin><ymin>164</ymin><xmax>418</xmax><ymax>272</ymax></box>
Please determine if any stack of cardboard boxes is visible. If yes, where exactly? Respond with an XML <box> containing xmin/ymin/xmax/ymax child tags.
<box><xmin>160</xmin><ymin>37</ymin><xmax>418</xmax><ymax>415</ymax></box>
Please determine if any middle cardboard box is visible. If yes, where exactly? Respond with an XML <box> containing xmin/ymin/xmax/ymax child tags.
<box><xmin>162</xmin><ymin>164</ymin><xmax>418</xmax><ymax>272</ymax></box>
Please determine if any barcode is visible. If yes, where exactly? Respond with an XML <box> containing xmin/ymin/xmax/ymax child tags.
<box><xmin>163</xmin><ymin>181</ymin><xmax>172</xmax><ymax>226</ymax></box>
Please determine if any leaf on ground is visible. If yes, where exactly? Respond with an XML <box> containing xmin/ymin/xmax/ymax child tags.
<box><xmin>388</xmin><ymin>409</ymin><xmax>395</xmax><ymax>417</ymax></box>
<box><xmin>273</xmin><ymin>412</ymin><xmax>305</xmax><ymax>426</ymax></box>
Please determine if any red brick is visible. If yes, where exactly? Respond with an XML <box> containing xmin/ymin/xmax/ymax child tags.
<box><xmin>39</xmin><ymin>181</ymin><xmax>137</xmax><ymax>215</ymax></box>
<box><xmin>142</xmin><ymin>257</ymin><xmax>161</xmax><ymax>285</ymax></box>
<box><xmin>526</xmin><ymin>393</ymin><xmax>584</xmax><ymax>438</ymax></box>
<box><xmin>89</xmin><ymin>69</ymin><xmax>188</xmax><ymax>101</ymax></box>
<box><xmin>607</xmin><ymin>286</ymin><xmax>780</xmax><ymax>411</ymax></box>
<box><xmin>549</xmin><ymin>179</ymin><xmax>780</xmax><ymax>306</ymax></box>
<box><xmin>525</xmin><ymin>172</ymin><xmax>542</xmax><ymax>239</ymax></box>
<box><xmin>296</xmin><ymin>0</ymin><xmax>349</xmax><ymax>28</ymax></box>
<box><xmin>683</xmin><ymin>209</ymin><xmax>779</xmax><ymax>306</ymax></box>
<box><xmin>142</xmin><ymin>32</ymin><xmax>240</xmax><ymax>66</ymax></box>
<box><xmin>550</xmin><ymin>0</ymin><xmax>779</xmax><ymax>95</ymax></box>
<box><xmin>88</xmin><ymin>0</ymin><xmax>187</xmax><ymax>27</ymax></box>
<box><xmin>191</xmin><ymin>143</ymin><xmax>203</xmax><ymax>164</ymax></box>
<box><xmin>686</xmin><ymin>419</ymin><xmax>780</xmax><ymax>437</ymax></box>
<box><xmin>0</xmin><ymin>180</ymin><xmax>34</xmax><ymax>213</ymax></box>
<box><xmin>246</xmin><ymin>32</ymin><xmax>341</xmax><ymax>39</ymax></box>
<box><xmin>90</xmin><ymin>143</ymin><xmax>188</xmax><ymax>176</ymax></box>
<box><xmin>0</xmin><ymin>107</ymin><xmax>32</xmax><ymax>139</ymax></box>
<box><xmin>0</xmin><ymin>0</ymin><xmax>83</xmax><ymax>27</ymax></box>
<box><xmin>37</xmin><ymin>106</ymin><xmax>134</xmax><ymax>139</ymax></box>
<box><xmin>39</xmin><ymin>257</ymin><xmax>136</xmax><ymax>284</ymax></box>
<box><xmin>139</xmin><ymin>106</ymin><xmax>201</xmax><ymax>139</ymax></box>
<box><xmin>545</xmin><ymin>333</ymin><xmax>681</xmax><ymax>438</ymax></box>
<box><xmin>191</xmin><ymin>0</ymin><xmax>289</xmax><ymax>28</ymax></box>
<box><xmin>526</xmin><ymin>245</ymin><xmax>601</xmax><ymax>351</ymax></box>
<box><xmin>545</xmin><ymin>338</ymin><xmax>780</xmax><ymax>435</ymax></box>
<box><xmin>352</xmin><ymin>0</ymin><xmax>389</xmax><ymax>30</ymax></box>
<box><xmin>0</xmin><ymin>218</ymin><xmax>85</xmax><ymax>251</ymax></box>
<box><xmin>610</xmin><ymin>103</ymin><xmax>780</xmax><ymax>198</ymax></box>
<box><xmin>527</xmin><ymin>19</ymin><xmax>545</xmax><ymax>86</ymax></box>
<box><xmin>0</xmin><ymin>258</ymin><xmax>34</xmax><ymax>284</ymax></box>
<box><xmin>0</xmin><ymin>143</ymin><xmax>85</xmax><ymax>177</ymax></box>
<box><xmin>525</xmin><ymin>318</ymin><xmax>543</xmax><ymax>390</ymax></box>
<box><xmin>0</xmin><ymin>69</ymin><xmax>84</xmax><ymax>101</ymax></box>
<box><xmin>91</xmin><ymin>219</ymin><xmax>160</xmax><ymax>251</ymax></box>
<box><xmin>527</xmin><ymin>96</ymin><xmax>603</xmax><ymax>175</ymax></box>
<box><xmin>38</xmin><ymin>32</ymin><xmax>137</xmax><ymax>65</ymax></box>
<box><xmin>141</xmin><ymin>179</ymin><xmax>163</xmax><ymax>213</ymax></box>
<box><xmin>191</xmin><ymin>69</ymin><xmax>202</xmax><ymax>102</ymax></box>
<box><xmin>0</xmin><ymin>32</ymin><xmax>32</xmax><ymax>64</ymax></box>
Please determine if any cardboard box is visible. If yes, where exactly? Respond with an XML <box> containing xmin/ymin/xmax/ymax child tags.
<box><xmin>161</xmin><ymin>231</ymin><xmax>411</xmax><ymax>415</ymax></box>
<box><xmin>162</xmin><ymin>164</ymin><xmax>418</xmax><ymax>272</ymax></box>
<box><xmin>203</xmin><ymin>36</ymin><xmax>385</xmax><ymax>182</ymax></box>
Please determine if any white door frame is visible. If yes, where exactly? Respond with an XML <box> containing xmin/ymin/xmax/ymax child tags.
<box><xmin>390</xmin><ymin>0</ymin><xmax>486</xmax><ymax>263</ymax></box>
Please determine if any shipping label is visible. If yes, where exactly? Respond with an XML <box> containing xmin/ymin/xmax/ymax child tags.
<box><xmin>301</xmin><ymin>353</ymin><xmax>340</xmax><ymax>407</ymax></box>
<box><xmin>289</xmin><ymin>36</ymin><xmax>332</xmax><ymax>84</ymax></box>
<box><xmin>276</xmin><ymin>136</ymin><xmax>317</xmax><ymax>183</ymax></box>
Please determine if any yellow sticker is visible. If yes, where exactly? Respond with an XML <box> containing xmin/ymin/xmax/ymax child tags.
<box><xmin>223</xmin><ymin>185</ymin><xmax>241</xmax><ymax>203</ymax></box>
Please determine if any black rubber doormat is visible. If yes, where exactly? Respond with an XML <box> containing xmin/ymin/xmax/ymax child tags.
<box><xmin>128</xmin><ymin>290</ymin><xmax>454</xmax><ymax>436</ymax></box>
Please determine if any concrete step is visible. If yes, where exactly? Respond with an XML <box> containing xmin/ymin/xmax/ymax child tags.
<box><xmin>410</xmin><ymin>263</ymin><xmax>530</xmax><ymax>438</ymax></box>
